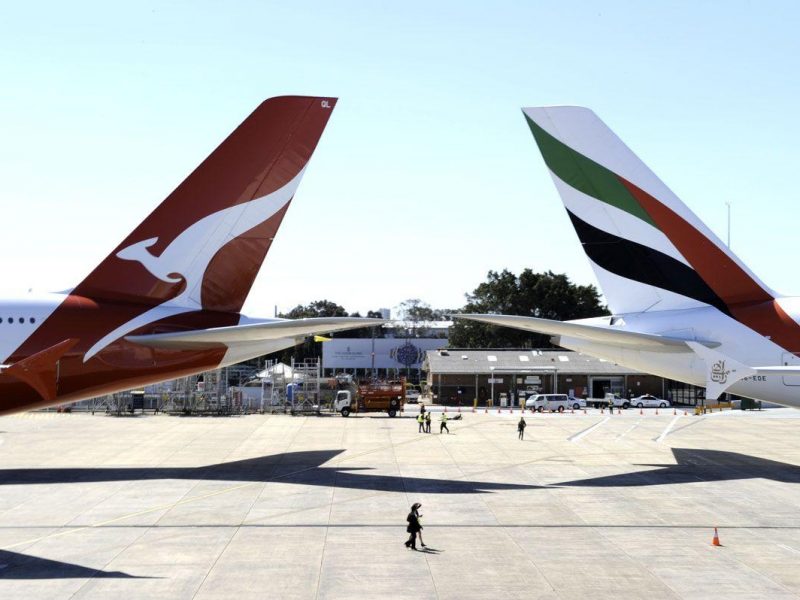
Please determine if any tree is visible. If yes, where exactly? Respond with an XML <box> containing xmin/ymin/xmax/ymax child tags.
<box><xmin>395</xmin><ymin>298</ymin><xmax>437</xmax><ymax>337</ymax></box>
<box><xmin>269</xmin><ymin>300</ymin><xmax>349</xmax><ymax>363</ymax></box>
<box><xmin>448</xmin><ymin>269</ymin><xmax>607</xmax><ymax>348</ymax></box>
<box><xmin>279</xmin><ymin>299</ymin><xmax>348</xmax><ymax>319</ymax></box>
<box><xmin>347</xmin><ymin>309</ymin><xmax>387</xmax><ymax>339</ymax></box>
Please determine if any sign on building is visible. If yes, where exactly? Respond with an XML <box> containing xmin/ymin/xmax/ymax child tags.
<box><xmin>323</xmin><ymin>338</ymin><xmax>445</xmax><ymax>370</ymax></box>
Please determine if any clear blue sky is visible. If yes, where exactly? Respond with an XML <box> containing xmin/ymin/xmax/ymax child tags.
<box><xmin>2</xmin><ymin>1</ymin><xmax>799</xmax><ymax>316</ymax></box>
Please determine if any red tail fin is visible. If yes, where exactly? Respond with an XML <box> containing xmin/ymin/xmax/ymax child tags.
<box><xmin>76</xmin><ymin>96</ymin><xmax>337</xmax><ymax>312</ymax></box>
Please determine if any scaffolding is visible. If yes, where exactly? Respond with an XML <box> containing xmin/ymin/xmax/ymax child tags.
<box><xmin>50</xmin><ymin>361</ymin><xmax>330</xmax><ymax>417</ymax></box>
<box><xmin>288</xmin><ymin>358</ymin><xmax>323</xmax><ymax>415</ymax></box>
<box><xmin>157</xmin><ymin>369</ymin><xmax>233</xmax><ymax>415</ymax></box>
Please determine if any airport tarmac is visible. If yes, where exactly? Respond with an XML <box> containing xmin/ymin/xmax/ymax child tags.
<box><xmin>1</xmin><ymin>407</ymin><xmax>800</xmax><ymax>599</ymax></box>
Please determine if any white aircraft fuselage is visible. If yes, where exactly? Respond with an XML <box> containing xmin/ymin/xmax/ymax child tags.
<box><xmin>563</xmin><ymin>299</ymin><xmax>800</xmax><ymax>408</ymax></box>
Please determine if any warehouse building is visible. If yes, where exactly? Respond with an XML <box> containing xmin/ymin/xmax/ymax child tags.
<box><xmin>423</xmin><ymin>349</ymin><xmax>703</xmax><ymax>407</ymax></box>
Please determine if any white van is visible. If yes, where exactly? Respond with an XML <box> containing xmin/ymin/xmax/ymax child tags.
<box><xmin>525</xmin><ymin>393</ymin><xmax>570</xmax><ymax>413</ymax></box>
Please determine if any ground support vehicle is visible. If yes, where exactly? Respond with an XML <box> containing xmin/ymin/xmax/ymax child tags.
<box><xmin>334</xmin><ymin>380</ymin><xmax>406</xmax><ymax>417</ymax></box>
<box><xmin>590</xmin><ymin>393</ymin><xmax>630</xmax><ymax>410</ymax></box>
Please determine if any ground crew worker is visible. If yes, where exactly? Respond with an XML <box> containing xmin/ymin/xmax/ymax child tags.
<box><xmin>404</xmin><ymin>502</ymin><xmax>423</xmax><ymax>550</ymax></box>
<box><xmin>440</xmin><ymin>412</ymin><xmax>450</xmax><ymax>434</ymax></box>
<box><xmin>425</xmin><ymin>411</ymin><xmax>432</xmax><ymax>433</ymax></box>
<box><xmin>417</xmin><ymin>413</ymin><xmax>425</xmax><ymax>433</ymax></box>
<box><xmin>518</xmin><ymin>416</ymin><xmax>526</xmax><ymax>440</ymax></box>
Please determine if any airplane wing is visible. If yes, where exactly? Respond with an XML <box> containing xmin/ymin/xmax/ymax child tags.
<box><xmin>455</xmin><ymin>314</ymin><xmax>719</xmax><ymax>353</ymax></box>
<box><xmin>126</xmin><ymin>317</ymin><xmax>385</xmax><ymax>350</ymax></box>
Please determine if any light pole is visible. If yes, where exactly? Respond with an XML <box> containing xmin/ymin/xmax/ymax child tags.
<box><xmin>370</xmin><ymin>327</ymin><xmax>376</xmax><ymax>381</ymax></box>
<box><xmin>726</xmin><ymin>201</ymin><xmax>731</xmax><ymax>248</ymax></box>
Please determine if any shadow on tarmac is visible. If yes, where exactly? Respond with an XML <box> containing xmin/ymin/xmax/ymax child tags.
<box><xmin>0</xmin><ymin>450</ymin><xmax>540</xmax><ymax>494</ymax></box>
<box><xmin>0</xmin><ymin>550</ymin><xmax>144</xmax><ymax>579</ymax></box>
<box><xmin>558</xmin><ymin>448</ymin><xmax>800</xmax><ymax>487</ymax></box>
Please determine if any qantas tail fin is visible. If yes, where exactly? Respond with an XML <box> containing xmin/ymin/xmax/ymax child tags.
<box><xmin>76</xmin><ymin>96</ymin><xmax>337</xmax><ymax>313</ymax></box>
<box><xmin>522</xmin><ymin>106</ymin><xmax>775</xmax><ymax>316</ymax></box>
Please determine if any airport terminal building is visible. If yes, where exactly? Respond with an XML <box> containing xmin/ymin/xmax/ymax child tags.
<box><xmin>423</xmin><ymin>349</ymin><xmax>703</xmax><ymax>407</ymax></box>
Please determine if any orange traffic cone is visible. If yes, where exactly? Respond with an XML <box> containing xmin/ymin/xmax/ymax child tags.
<box><xmin>457</xmin><ymin>406</ymin><xmax>461</xmax><ymax>414</ymax></box>
<box><xmin>571</xmin><ymin>407</ymin><xmax>574</xmax><ymax>414</ymax></box>
<box><xmin>712</xmin><ymin>527</ymin><xmax>722</xmax><ymax>547</ymax></box>
<box><xmin>484</xmin><ymin>406</ymin><xmax>488</xmax><ymax>414</ymax></box>
<box><xmin>444</xmin><ymin>405</ymin><xmax>448</xmax><ymax>413</ymax></box>
<box><xmin>583</xmin><ymin>408</ymin><xmax>587</xmax><ymax>415</ymax></box>
<box><xmin>655</xmin><ymin>407</ymin><xmax>659</xmax><ymax>415</ymax></box>
<box><xmin>639</xmin><ymin>407</ymin><xmax>643</xmax><ymax>415</ymax></box>
<box><xmin>673</xmin><ymin>408</ymin><xmax>677</xmax><ymax>415</ymax></box>
<box><xmin>600</xmin><ymin>406</ymin><xmax>604</xmax><ymax>414</ymax></box>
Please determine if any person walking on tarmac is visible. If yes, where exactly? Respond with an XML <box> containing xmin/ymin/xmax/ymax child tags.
<box><xmin>417</xmin><ymin>412</ymin><xmax>425</xmax><ymax>433</ymax></box>
<box><xmin>440</xmin><ymin>412</ymin><xmax>450</xmax><ymax>434</ymax></box>
<box><xmin>405</xmin><ymin>502</ymin><xmax>423</xmax><ymax>549</ymax></box>
<box><xmin>518</xmin><ymin>416</ymin><xmax>526</xmax><ymax>440</ymax></box>
<box><xmin>425</xmin><ymin>410</ymin><xmax>432</xmax><ymax>433</ymax></box>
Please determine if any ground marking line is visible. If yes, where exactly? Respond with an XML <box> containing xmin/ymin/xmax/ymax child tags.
<box><xmin>7</xmin><ymin>523</ymin><xmax>800</xmax><ymax>530</ymax></box>
<box><xmin>568</xmin><ymin>417</ymin><xmax>609</xmax><ymax>443</ymax></box>
<box><xmin>654</xmin><ymin>415</ymin><xmax>683</xmax><ymax>443</ymax></box>
<box><xmin>665</xmin><ymin>416</ymin><xmax>706</xmax><ymax>437</ymax></box>
<box><xmin>779</xmin><ymin>544</ymin><xmax>800</xmax><ymax>555</ymax></box>
<box><xmin>615</xmin><ymin>419</ymin><xmax>643</xmax><ymax>440</ymax></box>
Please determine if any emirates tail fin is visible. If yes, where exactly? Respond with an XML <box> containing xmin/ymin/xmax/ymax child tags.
<box><xmin>522</xmin><ymin>106</ymin><xmax>775</xmax><ymax>316</ymax></box>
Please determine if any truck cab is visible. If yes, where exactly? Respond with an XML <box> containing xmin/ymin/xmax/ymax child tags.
<box><xmin>334</xmin><ymin>390</ymin><xmax>355</xmax><ymax>417</ymax></box>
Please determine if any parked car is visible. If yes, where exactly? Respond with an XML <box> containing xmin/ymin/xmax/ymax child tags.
<box><xmin>405</xmin><ymin>389</ymin><xmax>421</xmax><ymax>404</ymax></box>
<box><xmin>526</xmin><ymin>393</ymin><xmax>571</xmax><ymax>413</ymax></box>
<box><xmin>568</xmin><ymin>396</ymin><xmax>586</xmax><ymax>410</ymax></box>
<box><xmin>631</xmin><ymin>394</ymin><xmax>670</xmax><ymax>409</ymax></box>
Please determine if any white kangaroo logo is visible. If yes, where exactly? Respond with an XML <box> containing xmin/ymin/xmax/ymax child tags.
<box><xmin>84</xmin><ymin>167</ymin><xmax>306</xmax><ymax>362</ymax></box>
<box><xmin>116</xmin><ymin>238</ymin><xmax>183</xmax><ymax>283</ymax></box>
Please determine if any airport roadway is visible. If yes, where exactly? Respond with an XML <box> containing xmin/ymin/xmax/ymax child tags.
<box><xmin>1</xmin><ymin>406</ymin><xmax>800</xmax><ymax>599</ymax></box>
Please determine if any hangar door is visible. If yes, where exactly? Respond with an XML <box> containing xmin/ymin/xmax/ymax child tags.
<box><xmin>589</xmin><ymin>377</ymin><xmax>624</xmax><ymax>398</ymax></box>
